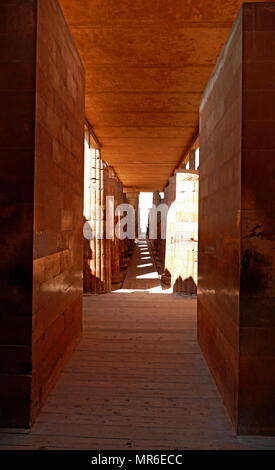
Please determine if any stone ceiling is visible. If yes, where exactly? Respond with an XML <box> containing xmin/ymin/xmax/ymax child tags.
<box><xmin>60</xmin><ymin>0</ymin><xmax>269</xmax><ymax>191</ymax></box>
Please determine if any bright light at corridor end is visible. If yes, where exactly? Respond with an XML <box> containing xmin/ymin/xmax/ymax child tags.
<box><xmin>139</xmin><ymin>192</ymin><xmax>153</xmax><ymax>234</ymax></box>
<box><xmin>83</xmin><ymin>194</ymin><xmax>170</xmax><ymax>241</ymax></box>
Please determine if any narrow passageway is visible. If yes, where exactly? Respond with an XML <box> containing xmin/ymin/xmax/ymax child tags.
<box><xmin>122</xmin><ymin>239</ymin><xmax>165</xmax><ymax>292</ymax></box>
<box><xmin>1</xmin><ymin>241</ymin><xmax>275</xmax><ymax>449</ymax></box>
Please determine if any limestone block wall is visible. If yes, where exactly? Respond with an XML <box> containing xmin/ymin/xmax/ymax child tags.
<box><xmin>0</xmin><ymin>0</ymin><xmax>37</xmax><ymax>427</ymax></box>
<box><xmin>199</xmin><ymin>7</ymin><xmax>242</xmax><ymax>431</ymax></box>
<box><xmin>0</xmin><ymin>0</ymin><xmax>85</xmax><ymax>427</ymax></box>
<box><xmin>239</xmin><ymin>3</ymin><xmax>275</xmax><ymax>434</ymax></box>
<box><xmin>32</xmin><ymin>0</ymin><xmax>85</xmax><ymax>424</ymax></box>
<box><xmin>199</xmin><ymin>3</ymin><xmax>275</xmax><ymax>434</ymax></box>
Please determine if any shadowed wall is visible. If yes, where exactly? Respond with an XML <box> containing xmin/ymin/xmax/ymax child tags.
<box><xmin>32</xmin><ymin>0</ymin><xmax>85</xmax><ymax>425</ymax></box>
<box><xmin>0</xmin><ymin>0</ymin><xmax>36</xmax><ymax>427</ymax></box>
<box><xmin>199</xmin><ymin>2</ymin><xmax>275</xmax><ymax>435</ymax></box>
<box><xmin>0</xmin><ymin>0</ymin><xmax>85</xmax><ymax>427</ymax></box>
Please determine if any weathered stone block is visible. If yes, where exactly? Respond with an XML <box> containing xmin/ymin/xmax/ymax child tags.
<box><xmin>199</xmin><ymin>3</ymin><xmax>275</xmax><ymax>435</ymax></box>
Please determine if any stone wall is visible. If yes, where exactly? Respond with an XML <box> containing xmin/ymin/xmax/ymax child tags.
<box><xmin>239</xmin><ymin>3</ymin><xmax>275</xmax><ymax>434</ymax></box>
<box><xmin>32</xmin><ymin>0</ymin><xmax>85</xmax><ymax>424</ymax></box>
<box><xmin>0</xmin><ymin>0</ymin><xmax>85</xmax><ymax>427</ymax></box>
<box><xmin>199</xmin><ymin>3</ymin><xmax>275</xmax><ymax>434</ymax></box>
<box><xmin>198</xmin><ymin>6</ymin><xmax>242</xmax><ymax>429</ymax></box>
<box><xmin>0</xmin><ymin>0</ymin><xmax>37</xmax><ymax>427</ymax></box>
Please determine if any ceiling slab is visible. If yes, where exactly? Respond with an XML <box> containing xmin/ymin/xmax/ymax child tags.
<box><xmin>60</xmin><ymin>0</ymin><xmax>270</xmax><ymax>191</ymax></box>
<box><xmin>85</xmin><ymin>92</ymin><xmax>202</xmax><ymax>114</ymax></box>
<box><xmin>88</xmin><ymin>112</ymin><xmax>197</xmax><ymax>127</ymax></box>
<box><xmin>93</xmin><ymin>127</ymin><xmax>195</xmax><ymax>139</ymax></box>
<box><xmin>59</xmin><ymin>0</ymin><xmax>252</xmax><ymax>26</ymax></box>
<box><xmin>69</xmin><ymin>26</ymin><xmax>228</xmax><ymax>66</ymax></box>
<box><xmin>85</xmin><ymin>65</ymin><xmax>214</xmax><ymax>93</ymax></box>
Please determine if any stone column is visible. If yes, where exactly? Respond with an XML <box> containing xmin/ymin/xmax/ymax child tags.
<box><xmin>123</xmin><ymin>193</ymin><xmax>134</xmax><ymax>260</ymax></box>
<box><xmin>165</xmin><ymin>170</ymin><xmax>199</xmax><ymax>294</ymax></box>
<box><xmin>100</xmin><ymin>159</ymin><xmax>106</xmax><ymax>293</ymax></box>
<box><xmin>117</xmin><ymin>181</ymin><xmax>126</xmax><ymax>269</ymax></box>
<box><xmin>151</xmin><ymin>192</ymin><xmax>162</xmax><ymax>258</ymax></box>
<box><xmin>125</xmin><ymin>191</ymin><xmax>139</xmax><ymax>239</ymax></box>
<box><xmin>188</xmin><ymin>149</ymin><xmax>196</xmax><ymax>170</ymax></box>
<box><xmin>111</xmin><ymin>178</ymin><xmax>121</xmax><ymax>285</ymax></box>
<box><xmin>103</xmin><ymin>166</ymin><xmax>112</xmax><ymax>292</ymax></box>
<box><xmin>90</xmin><ymin>148</ymin><xmax>97</xmax><ymax>294</ymax></box>
<box><xmin>95</xmin><ymin>150</ymin><xmax>101</xmax><ymax>292</ymax></box>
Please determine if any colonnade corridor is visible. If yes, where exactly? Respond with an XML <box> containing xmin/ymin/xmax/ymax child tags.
<box><xmin>1</xmin><ymin>241</ymin><xmax>275</xmax><ymax>450</ymax></box>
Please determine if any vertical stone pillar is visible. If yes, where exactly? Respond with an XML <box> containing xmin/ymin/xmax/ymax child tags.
<box><xmin>117</xmin><ymin>182</ymin><xmax>124</xmax><ymax>269</ymax></box>
<box><xmin>164</xmin><ymin>171</ymin><xmax>198</xmax><ymax>294</ymax></box>
<box><xmin>85</xmin><ymin>151</ymin><xmax>112</xmax><ymax>294</ymax></box>
<box><xmin>83</xmin><ymin>132</ymin><xmax>91</xmax><ymax>292</ymax></box>
<box><xmin>108</xmin><ymin>175</ymin><xmax>114</xmax><ymax>287</ymax></box>
<box><xmin>112</xmin><ymin>178</ymin><xmax>121</xmax><ymax>285</ymax></box>
<box><xmin>125</xmin><ymin>191</ymin><xmax>139</xmax><ymax>238</ymax></box>
<box><xmin>100</xmin><ymin>159</ymin><xmax>106</xmax><ymax>293</ymax></box>
<box><xmin>199</xmin><ymin>3</ymin><xmax>275</xmax><ymax>435</ymax></box>
<box><xmin>188</xmin><ymin>149</ymin><xmax>196</xmax><ymax>170</ymax></box>
<box><xmin>104</xmin><ymin>168</ymin><xmax>112</xmax><ymax>292</ymax></box>
<box><xmin>151</xmin><ymin>192</ymin><xmax>162</xmax><ymax>257</ymax></box>
<box><xmin>123</xmin><ymin>193</ymin><xmax>134</xmax><ymax>259</ymax></box>
<box><xmin>83</xmin><ymin>146</ymin><xmax>97</xmax><ymax>294</ymax></box>
<box><xmin>95</xmin><ymin>150</ymin><xmax>101</xmax><ymax>292</ymax></box>
<box><xmin>90</xmin><ymin>149</ymin><xmax>97</xmax><ymax>294</ymax></box>
<box><xmin>166</xmin><ymin>176</ymin><xmax>176</xmax><ymax>208</ymax></box>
